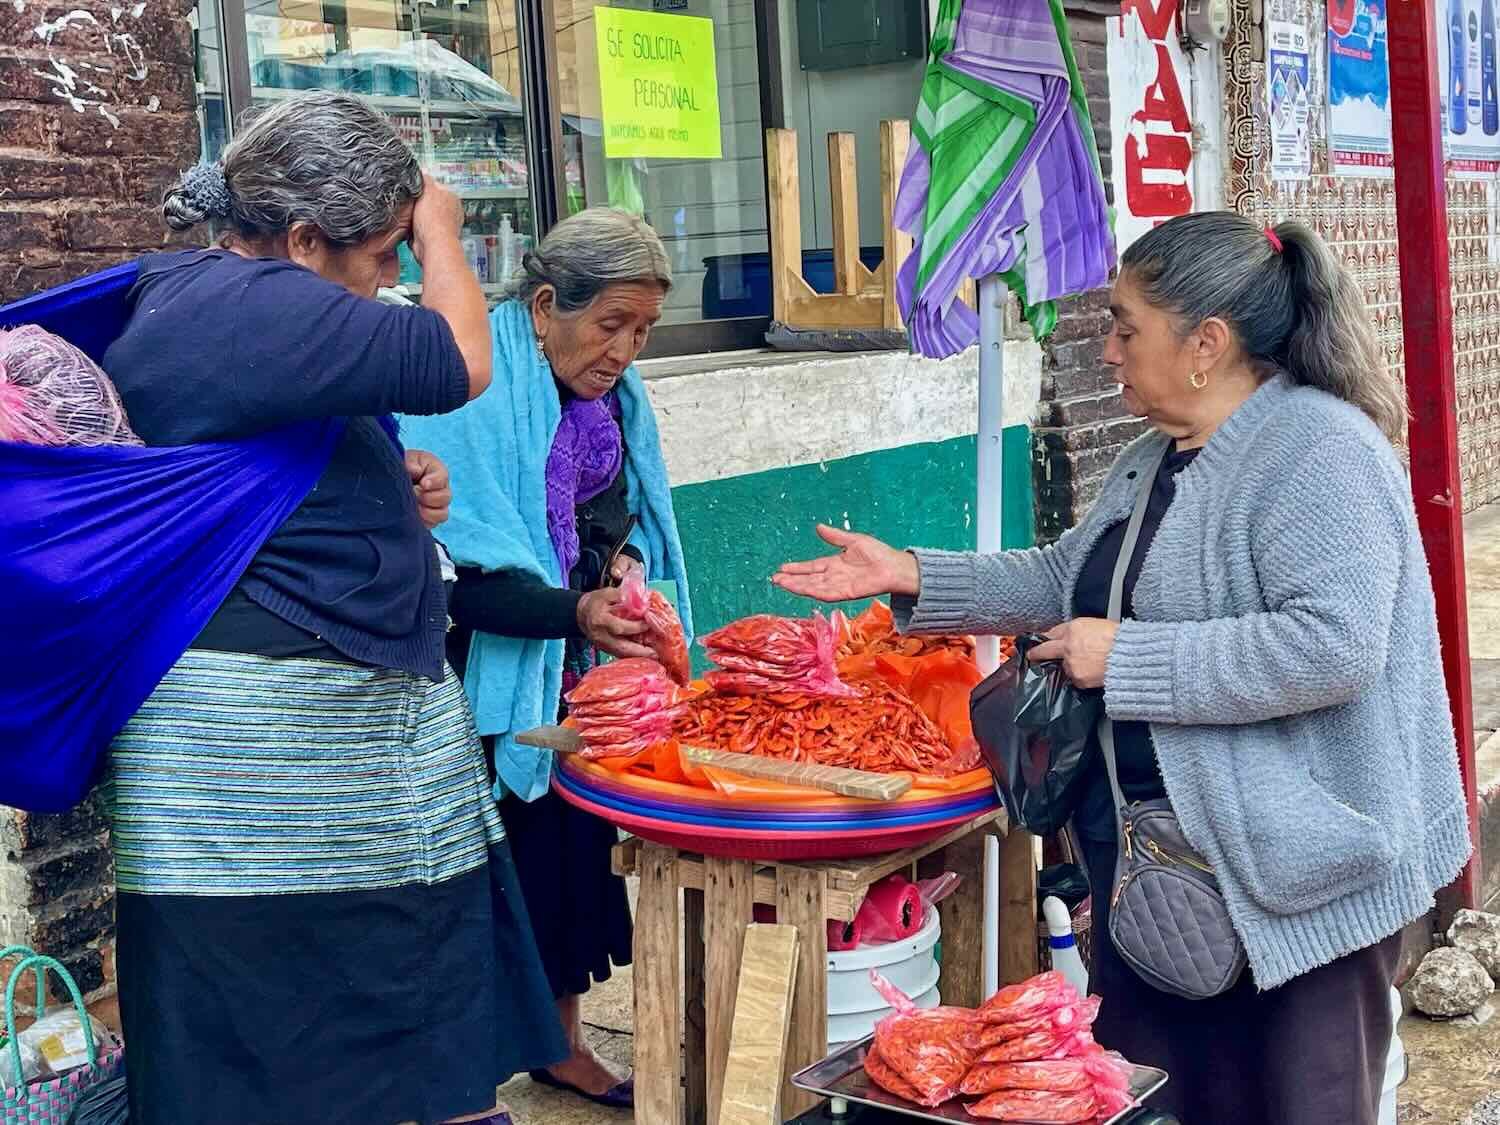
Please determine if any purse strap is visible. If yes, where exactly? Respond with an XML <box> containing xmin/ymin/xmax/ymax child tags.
<box><xmin>1099</xmin><ymin>444</ymin><xmax>1170</xmax><ymax>826</ymax></box>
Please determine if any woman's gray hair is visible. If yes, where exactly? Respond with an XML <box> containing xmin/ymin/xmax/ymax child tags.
<box><xmin>162</xmin><ymin>91</ymin><xmax>423</xmax><ymax>247</ymax></box>
<box><xmin>512</xmin><ymin>208</ymin><xmax>672</xmax><ymax>311</ymax></box>
<box><xmin>1120</xmin><ymin>211</ymin><xmax>1407</xmax><ymax>440</ymax></box>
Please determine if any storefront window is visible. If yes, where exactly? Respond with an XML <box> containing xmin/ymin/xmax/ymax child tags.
<box><xmin>553</xmin><ymin>0</ymin><xmax>768</xmax><ymax>328</ymax></box>
<box><xmin>211</xmin><ymin>0</ymin><xmax>925</xmax><ymax>353</ymax></box>
<box><xmin>241</xmin><ymin>0</ymin><xmax>537</xmax><ymax>300</ymax></box>
<box><xmin>194</xmin><ymin>0</ymin><xmax>231</xmax><ymax>162</ymax></box>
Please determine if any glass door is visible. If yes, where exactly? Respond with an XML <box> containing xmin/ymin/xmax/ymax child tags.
<box><xmin>240</xmin><ymin>0</ymin><xmax>537</xmax><ymax>302</ymax></box>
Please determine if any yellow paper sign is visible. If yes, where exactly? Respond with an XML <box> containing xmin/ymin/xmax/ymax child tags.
<box><xmin>595</xmin><ymin>6</ymin><xmax>723</xmax><ymax>160</ymax></box>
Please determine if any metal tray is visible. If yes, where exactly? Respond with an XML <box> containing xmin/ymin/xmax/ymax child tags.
<box><xmin>790</xmin><ymin>1036</ymin><xmax>1168</xmax><ymax>1124</ymax></box>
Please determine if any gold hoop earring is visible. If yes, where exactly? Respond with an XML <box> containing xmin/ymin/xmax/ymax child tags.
<box><xmin>1189</xmin><ymin>369</ymin><xmax>1208</xmax><ymax>390</ymax></box>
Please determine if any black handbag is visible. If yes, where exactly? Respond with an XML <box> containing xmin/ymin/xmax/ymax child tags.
<box><xmin>969</xmin><ymin>633</ymin><xmax>1102</xmax><ymax>835</ymax></box>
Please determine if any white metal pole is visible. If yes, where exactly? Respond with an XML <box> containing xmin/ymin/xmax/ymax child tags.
<box><xmin>976</xmin><ymin>274</ymin><xmax>1006</xmax><ymax>674</ymax></box>
<box><xmin>976</xmin><ymin>273</ymin><xmax>1005</xmax><ymax>1000</ymax></box>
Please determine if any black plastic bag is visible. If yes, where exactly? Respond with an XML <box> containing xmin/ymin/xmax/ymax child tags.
<box><xmin>67</xmin><ymin>1072</ymin><xmax>128</xmax><ymax>1125</ymax></box>
<box><xmin>1038</xmin><ymin>862</ymin><xmax>1091</xmax><ymax>911</ymax></box>
<box><xmin>969</xmin><ymin>633</ymin><xmax>1102</xmax><ymax>835</ymax></box>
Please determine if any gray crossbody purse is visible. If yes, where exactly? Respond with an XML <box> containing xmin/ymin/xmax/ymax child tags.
<box><xmin>1099</xmin><ymin>449</ymin><xmax>1247</xmax><ymax>1000</ymax></box>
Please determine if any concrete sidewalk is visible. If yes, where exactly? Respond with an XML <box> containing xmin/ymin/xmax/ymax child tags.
<box><xmin>1461</xmin><ymin>503</ymin><xmax>1500</xmax><ymax>913</ymax></box>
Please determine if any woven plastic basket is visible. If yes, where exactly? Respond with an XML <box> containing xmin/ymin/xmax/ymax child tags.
<box><xmin>2</xmin><ymin>953</ymin><xmax>124</xmax><ymax>1125</ymax></box>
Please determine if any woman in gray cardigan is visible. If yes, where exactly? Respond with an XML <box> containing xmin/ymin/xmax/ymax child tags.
<box><xmin>774</xmin><ymin>211</ymin><xmax>1472</xmax><ymax>1125</ymax></box>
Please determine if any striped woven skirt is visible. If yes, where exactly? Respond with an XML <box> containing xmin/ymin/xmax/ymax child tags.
<box><xmin>105</xmin><ymin>651</ymin><xmax>568</xmax><ymax>1125</ymax></box>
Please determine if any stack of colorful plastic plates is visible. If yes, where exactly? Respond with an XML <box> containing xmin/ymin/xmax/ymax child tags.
<box><xmin>552</xmin><ymin>754</ymin><xmax>999</xmax><ymax>860</ymax></box>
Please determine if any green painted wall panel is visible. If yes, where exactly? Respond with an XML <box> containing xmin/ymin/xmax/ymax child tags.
<box><xmin>670</xmin><ymin>426</ymin><xmax>1033</xmax><ymax>661</ymax></box>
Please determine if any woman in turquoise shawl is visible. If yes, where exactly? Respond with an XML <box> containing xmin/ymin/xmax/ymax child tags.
<box><xmin>400</xmin><ymin>208</ymin><xmax>691</xmax><ymax>1110</ymax></box>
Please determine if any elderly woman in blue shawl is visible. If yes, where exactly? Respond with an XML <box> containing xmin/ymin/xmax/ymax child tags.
<box><xmin>400</xmin><ymin>208</ymin><xmax>691</xmax><ymax>1110</ymax></box>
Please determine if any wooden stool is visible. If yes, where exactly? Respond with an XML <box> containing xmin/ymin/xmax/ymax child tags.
<box><xmin>614</xmin><ymin>811</ymin><xmax>1038</xmax><ymax>1124</ymax></box>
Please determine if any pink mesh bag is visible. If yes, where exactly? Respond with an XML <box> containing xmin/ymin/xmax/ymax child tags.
<box><xmin>0</xmin><ymin>325</ymin><xmax>142</xmax><ymax>447</ymax></box>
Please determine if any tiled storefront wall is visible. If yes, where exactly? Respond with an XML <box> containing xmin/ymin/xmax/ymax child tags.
<box><xmin>1224</xmin><ymin>0</ymin><xmax>1500</xmax><ymax>509</ymax></box>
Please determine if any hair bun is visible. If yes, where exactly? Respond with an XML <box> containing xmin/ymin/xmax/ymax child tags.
<box><xmin>172</xmin><ymin>163</ymin><xmax>232</xmax><ymax>220</ymax></box>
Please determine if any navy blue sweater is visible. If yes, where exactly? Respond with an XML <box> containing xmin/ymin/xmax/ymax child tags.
<box><xmin>104</xmin><ymin>250</ymin><xmax>469</xmax><ymax>680</ymax></box>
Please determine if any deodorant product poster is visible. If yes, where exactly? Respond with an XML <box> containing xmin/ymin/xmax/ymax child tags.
<box><xmin>1438</xmin><ymin>0</ymin><xmax>1500</xmax><ymax>177</ymax></box>
<box><xmin>1327</xmin><ymin>0</ymin><xmax>1393</xmax><ymax>177</ymax></box>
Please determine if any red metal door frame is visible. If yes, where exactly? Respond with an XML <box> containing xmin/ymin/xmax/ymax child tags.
<box><xmin>1388</xmin><ymin>0</ymin><xmax>1482</xmax><ymax>911</ymax></box>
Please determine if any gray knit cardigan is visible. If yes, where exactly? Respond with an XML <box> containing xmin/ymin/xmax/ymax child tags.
<box><xmin>898</xmin><ymin>376</ymin><xmax>1472</xmax><ymax>988</ymax></box>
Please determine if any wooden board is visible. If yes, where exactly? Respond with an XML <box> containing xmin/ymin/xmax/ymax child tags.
<box><xmin>880</xmin><ymin>118</ymin><xmax>913</xmax><ymax>331</ymax></box>
<box><xmin>919</xmin><ymin>823</ymin><xmax>998</xmax><ymax>1010</ymax></box>
<box><xmin>828</xmin><ymin>131</ymin><xmax>861</xmax><ymax>296</ymax></box>
<box><xmin>767</xmin><ymin>122</ymin><xmax>908</xmax><ymax>333</ymax></box>
<box><xmin>767</xmin><ymin>127</ymin><xmax>803</xmax><ymax>325</ymax></box>
<box><xmin>679</xmin><ymin>746</ymin><xmax>911</xmax><ymax>802</ymax></box>
<box><xmin>515</xmin><ymin>725</ymin><xmax>586</xmax><ymax>753</ymax></box>
<box><xmin>776</xmin><ymin>866</ymin><xmax>828</xmax><ymax>1118</ymax></box>
<box><xmin>634</xmin><ymin>844</ymin><xmax>684</xmax><ymax>1124</ymax></box>
<box><xmin>611</xmin><ymin>810</ymin><xmax>1008</xmax><ymax>921</ymax></box>
<box><xmin>718</xmin><ymin>925</ymin><xmax>800</xmax><ymax>1125</ymax></box>
<box><xmin>685</xmin><ymin>887</ymin><xmax>709</xmax><ymax>1120</ymax></box>
<box><xmin>519</xmin><ymin>725</ymin><xmax>910</xmax><ymax>801</ymax></box>
<box><xmin>998</xmin><ymin>828</ymin><xmax>1041</xmax><ymax>984</ymax></box>
<box><xmin>704</xmin><ymin>857</ymin><xmax>755</xmax><ymax>1125</ymax></box>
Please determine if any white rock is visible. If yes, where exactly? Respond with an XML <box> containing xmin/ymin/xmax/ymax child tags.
<box><xmin>1447</xmin><ymin>908</ymin><xmax>1500</xmax><ymax>980</ymax></box>
<box><xmin>1407</xmin><ymin>946</ymin><xmax>1495</xmax><ymax>1018</ymax></box>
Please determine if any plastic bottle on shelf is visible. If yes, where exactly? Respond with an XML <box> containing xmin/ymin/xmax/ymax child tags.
<box><xmin>1042</xmin><ymin>896</ymin><xmax>1089</xmax><ymax>999</ymax></box>
<box><xmin>498</xmin><ymin>213</ymin><xmax>515</xmax><ymax>286</ymax></box>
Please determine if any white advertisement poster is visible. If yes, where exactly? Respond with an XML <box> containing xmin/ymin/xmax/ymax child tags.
<box><xmin>1106</xmin><ymin>0</ymin><xmax>1196</xmax><ymax>250</ymax></box>
<box><xmin>1438</xmin><ymin>0</ymin><xmax>1500</xmax><ymax>179</ymax></box>
<box><xmin>1268</xmin><ymin>20</ymin><xmax>1312</xmax><ymax>181</ymax></box>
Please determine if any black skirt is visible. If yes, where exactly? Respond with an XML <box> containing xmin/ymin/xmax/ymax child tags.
<box><xmin>1081</xmin><ymin>835</ymin><xmax>1401</xmax><ymax>1125</ymax></box>
<box><xmin>498</xmin><ymin>788</ymin><xmax>635</xmax><ymax>999</ymax></box>
<box><xmin>108</xmin><ymin>652</ymin><xmax>568</xmax><ymax>1125</ymax></box>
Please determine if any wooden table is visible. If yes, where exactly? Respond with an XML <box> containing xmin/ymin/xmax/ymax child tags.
<box><xmin>614</xmin><ymin>811</ymin><xmax>1038</xmax><ymax>1124</ymax></box>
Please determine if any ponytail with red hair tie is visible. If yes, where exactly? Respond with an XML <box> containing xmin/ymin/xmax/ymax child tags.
<box><xmin>1265</xmin><ymin>227</ymin><xmax>1284</xmax><ymax>253</ymax></box>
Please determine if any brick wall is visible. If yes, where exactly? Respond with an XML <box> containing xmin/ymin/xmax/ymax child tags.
<box><xmin>0</xmin><ymin>0</ymin><xmax>203</xmax><ymax>303</ymax></box>
<box><xmin>1034</xmin><ymin>4</ymin><xmax>1143</xmax><ymax>543</ymax></box>
<box><xmin>0</xmin><ymin>800</ymin><xmax>117</xmax><ymax>1023</ymax></box>
<box><xmin>1</xmin><ymin>0</ymin><xmax>201</xmax><ymax>1020</ymax></box>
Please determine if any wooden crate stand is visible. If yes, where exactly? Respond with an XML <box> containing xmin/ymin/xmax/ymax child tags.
<box><xmin>767</xmin><ymin>120</ymin><xmax>911</xmax><ymax>333</ymax></box>
<box><xmin>616</xmin><ymin>810</ymin><xmax>1038</xmax><ymax>1124</ymax></box>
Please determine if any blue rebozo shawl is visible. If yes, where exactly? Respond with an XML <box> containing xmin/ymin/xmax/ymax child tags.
<box><xmin>398</xmin><ymin>300</ymin><xmax>693</xmax><ymax>802</ymax></box>
<box><xmin>0</xmin><ymin>263</ymin><xmax>389</xmax><ymax>811</ymax></box>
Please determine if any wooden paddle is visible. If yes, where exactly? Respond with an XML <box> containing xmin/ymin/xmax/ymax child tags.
<box><xmin>516</xmin><ymin>725</ymin><xmax>912</xmax><ymax>802</ymax></box>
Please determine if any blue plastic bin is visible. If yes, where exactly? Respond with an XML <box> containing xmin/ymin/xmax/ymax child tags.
<box><xmin>701</xmin><ymin>246</ymin><xmax>885</xmax><ymax>319</ymax></box>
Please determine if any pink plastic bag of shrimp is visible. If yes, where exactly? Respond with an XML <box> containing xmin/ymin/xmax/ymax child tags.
<box><xmin>975</xmin><ymin>970</ymin><xmax>1080</xmax><ymax>1025</ymax></box>
<box><xmin>865</xmin><ymin>970</ymin><xmax>978</xmax><ymax>1107</ymax></box>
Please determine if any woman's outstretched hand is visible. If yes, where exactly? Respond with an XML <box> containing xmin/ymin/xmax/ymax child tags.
<box><xmin>771</xmin><ymin>524</ymin><xmax>920</xmax><ymax>603</ymax></box>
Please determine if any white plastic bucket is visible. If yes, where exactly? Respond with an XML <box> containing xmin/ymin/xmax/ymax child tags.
<box><xmin>825</xmin><ymin>907</ymin><xmax>941</xmax><ymax>1048</ymax></box>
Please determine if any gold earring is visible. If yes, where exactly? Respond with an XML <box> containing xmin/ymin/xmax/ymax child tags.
<box><xmin>1190</xmin><ymin>368</ymin><xmax>1208</xmax><ymax>390</ymax></box>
